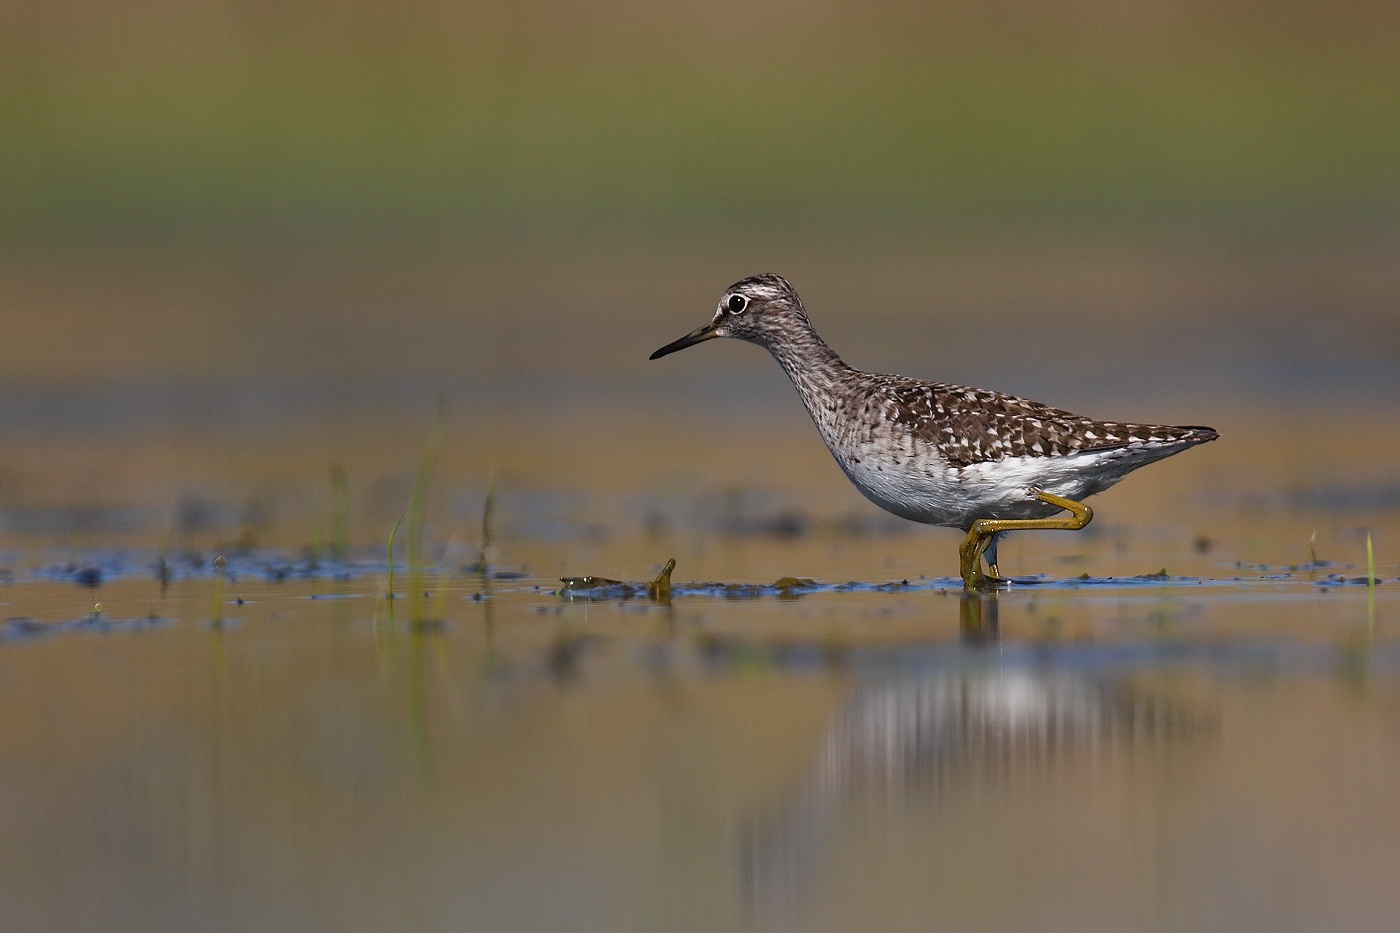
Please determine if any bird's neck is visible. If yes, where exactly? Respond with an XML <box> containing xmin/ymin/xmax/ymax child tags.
<box><xmin>761</xmin><ymin>319</ymin><xmax>855</xmax><ymax>411</ymax></box>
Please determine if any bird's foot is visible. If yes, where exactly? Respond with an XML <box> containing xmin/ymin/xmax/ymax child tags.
<box><xmin>959</xmin><ymin>548</ymin><xmax>1007</xmax><ymax>591</ymax></box>
<box><xmin>959</xmin><ymin>523</ymin><xmax>1004</xmax><ymax>591</ymax></box>
<box><xmin>974</xmin><ymin>569</ymin><xmax>1012</xmax><ymax>590</ymax></box>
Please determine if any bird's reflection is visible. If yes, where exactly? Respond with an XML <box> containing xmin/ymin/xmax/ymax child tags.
<box><xmin>741</xmin><ymin>593</ymin><xmax>1199</xmax><ymax>916</ymax></box>
<box><xmin>959</xmin><ymin>589</ymin><xmax>1000</xmax><ymax>642</ymax></box>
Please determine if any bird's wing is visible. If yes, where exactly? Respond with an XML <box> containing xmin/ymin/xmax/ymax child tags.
<box><xmin>878</xmin><ymin>379</ymin><xmax>1216</xmax><ymax>468</ymax></box>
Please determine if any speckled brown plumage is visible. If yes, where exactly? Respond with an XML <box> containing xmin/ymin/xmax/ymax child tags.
<box><xmin>651</xmin><ymin>273</ymin><xmax>1218</xmax><ymax>533</ymax></box>
<box><xmin>837</xmin><ymin>374</ymin><xmax>1217</xmax><ymax>469</ymax></box>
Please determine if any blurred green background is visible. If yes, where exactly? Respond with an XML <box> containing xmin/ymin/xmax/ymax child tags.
<box><xmin>0</xmin><ymin>0</ymin><xmax>1396</xmax><ymax>543</ymax></box>
<box><xmin>4</xmin><ymin>0</ymin><xmax>1399</xmax><ymax>232</ymax></box>
<box><xmin>4</xmin><ymin>0</ymin><xmax>1399</xmax><ymax>380</ymax></box>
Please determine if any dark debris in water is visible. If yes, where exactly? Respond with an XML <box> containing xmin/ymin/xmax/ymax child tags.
<box><xmin>3</xmin><ymin>616</ymin><xmax>45</xmax><ymax>639</ymax></box>
<box><xmin>558</xmin><ymin>567</ymin><xmax>831</xmax><ymax>601</ymax></box>
<box><xmin>559</xmin><ymin>574</ymin><xmax>631</xmax><ymax>593</ymax></box>
<box><xmin>557</xmin><ymin>566</ymin><xmax>1233</xmax><ymax>600</ymax></box>
<box><xmin>559</xmin><ymin>558</ymin><xmax>681</xmax><ymax>601</ymax></box>
<box><xmin>1314</xmin><ymin>574</ymin><xmax>1384</xmax><ymax>587</ymax></box>
<box><xmin>11</xmin><ymin>548</ymin><xmax>415</xmax><ymax>586</ymax></box>
<box><xmin>1</xmin><ymin>612</ymin><xmax>173</xmax><ymax>642</ymax></box>
<box><xmin>71</xmin><ymin>567</ymin><xmax>102</xmax><ymax>587</ymax></box>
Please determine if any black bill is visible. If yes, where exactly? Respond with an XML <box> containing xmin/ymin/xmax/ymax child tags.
<box><xmin>648</xmin><ymin>322</ymin><xmax>721</xmax><ymax>360</ymax></box>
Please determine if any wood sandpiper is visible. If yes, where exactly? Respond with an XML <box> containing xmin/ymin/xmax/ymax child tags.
<box><xmin>650</xmin><ymin>273</ymin><xmax>1218</xmax><ymax>590</ymax></box>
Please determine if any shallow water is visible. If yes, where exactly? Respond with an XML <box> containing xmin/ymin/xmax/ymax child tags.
<box><xmin>0</xmin><ymin>266</ymin><xmax>1397</xmax><ymax>929</ymax></box>
<box><xmin>0</xmin><ymin>518</ymin><xmax>1397</xmax><ymax>933</ymax></box>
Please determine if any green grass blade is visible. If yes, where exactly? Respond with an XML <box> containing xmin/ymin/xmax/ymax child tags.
<box><xmin>1367</xmin><ymin>531</ymin><xmax>1375</xmax><ymax>587</ymax></box>
<box><xmin>387</xmin><ymin>514</ymin><xmax>403</xmax><ymax>600</ymax></box>
<box><xmin>478</xmin><ymin>469</ymin><xmax>497</xmax><ymax>573</ymax></box>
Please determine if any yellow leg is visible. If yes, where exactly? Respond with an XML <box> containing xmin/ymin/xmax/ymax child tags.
<box><xmin>958</xmin><ymin>490</ymin><xmax>1094</xmax><ymax>591</ymax></box>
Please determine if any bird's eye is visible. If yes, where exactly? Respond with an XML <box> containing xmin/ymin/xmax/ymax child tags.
<box><xmin>726</xmin><ymin>294</ymin><xmax>748</xmax><ymax>314</ymax></box>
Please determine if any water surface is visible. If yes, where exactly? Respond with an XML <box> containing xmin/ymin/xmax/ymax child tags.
<box><xmin>0</xmin><ymin>520</ymin><xmax>1396</xmax><ymax>933</ymax></box>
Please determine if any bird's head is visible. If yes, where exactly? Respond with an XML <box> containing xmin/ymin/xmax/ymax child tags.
<box><xmin>649</xmin><ymin>274</ymin><xmax>810</xmax><ymax>360</ymax></box>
